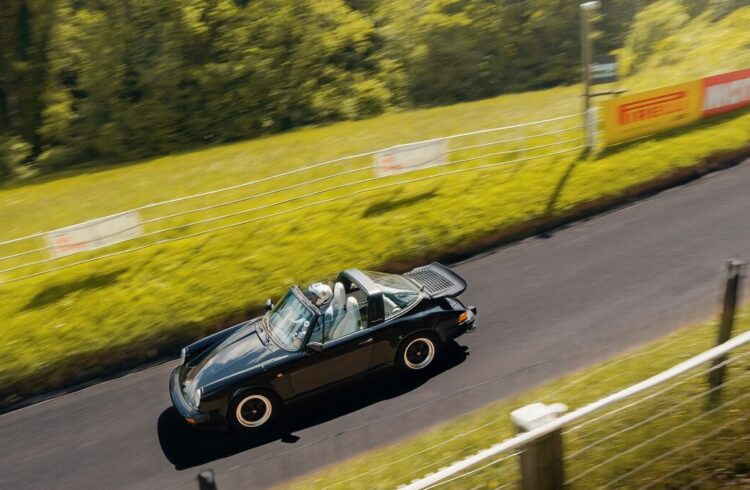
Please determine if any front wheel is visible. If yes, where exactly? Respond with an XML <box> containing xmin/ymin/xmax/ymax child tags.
<box><xmin>228</xmin><ymin>389</ymin><xmax>280</xmax><ymax>432</ymax></box>
<box><xmin>396</xmin><ymin>333</ymin><xmax>441</xmax><ymax>372</ymax></box>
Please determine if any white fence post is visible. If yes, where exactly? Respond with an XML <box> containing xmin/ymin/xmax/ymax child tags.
<box><xmin>585</xmin><ymin>107</ymin><xmax>598</xmax><ymax>151</ymax></box>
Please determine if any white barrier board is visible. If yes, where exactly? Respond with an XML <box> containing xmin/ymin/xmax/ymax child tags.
<box><xmin>374</xmin><ymin>139</ymin><xmax>448</xmax><ymax>177</ymax></box>
<box><xmin>45</xmin><ymin>211</ymin><xmax>143</xmax><ymax>258</ymax></box>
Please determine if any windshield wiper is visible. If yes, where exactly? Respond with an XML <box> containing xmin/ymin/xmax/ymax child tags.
<box><xmin>260</xmin><ymin>315</ymin><xmax>273</xmax><ymax>344</ymax></box>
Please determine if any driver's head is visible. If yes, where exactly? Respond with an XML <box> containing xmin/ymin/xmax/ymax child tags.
<box><xmin>307</xmin><ymin>283</ymin><xmax>332</xmax><ymax>307</ymax></box>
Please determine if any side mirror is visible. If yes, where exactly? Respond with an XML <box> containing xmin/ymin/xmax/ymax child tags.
<box><xmin>306</xmin><ymin>341</ymin><xmax>323</xmax><ymax>353</ymax></box>
<box><xmin>265</xmin><ymin>299</ymin><xmax>273</xmax><ymax>312</ymax></box>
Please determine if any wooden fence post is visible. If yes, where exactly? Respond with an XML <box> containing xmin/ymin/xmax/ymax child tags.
<box><xmin>511</xmin><ymin>403</ymin><xmax>568</xmax><ymax>490</ymax></box>
<box><xmin>709</xmin><ymin>260</ymin><xmax>745</xmax><ymax>394</ymax></box>
<box><xmin>197</xmin><ymin>469</ymin><xmax>217</xmax><ymax>490</ymax></box>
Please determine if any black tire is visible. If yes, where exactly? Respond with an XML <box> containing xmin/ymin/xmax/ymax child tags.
<box><xmin>396</xmin><ymin>332</ymin><xmax>441</xmax><ymax>372</ymax></box>
<box><xmin>228</xmin><ymin>389</ymin><xmax>281</xmax><ymax>433</ymax></box>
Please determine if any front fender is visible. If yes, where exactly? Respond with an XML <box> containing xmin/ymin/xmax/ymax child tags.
<box><xmin>184</xmin><ymin>321</ymin><xmax>250</xmax><ymax>361</ymax></box>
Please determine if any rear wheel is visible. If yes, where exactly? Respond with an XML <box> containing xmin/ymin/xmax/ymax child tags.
<box><xmin>228</xmin><ymin>389</ymin><xmax>280</xmax><ymax>432</ymax></box>
<box><xmin>397</xmin><ymin>333</ymin><xmax>441</xmax><ymax>372</ymax></box>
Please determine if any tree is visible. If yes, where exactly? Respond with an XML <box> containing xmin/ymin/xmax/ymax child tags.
<box><xmin>622</xmin><ymin>0</ymin><xmax>691</xmax><ymax>73</ymax></box>
<box><xmin>3</xmin><ymin>0</ymin><xmax>745</xmax><ymax>176</ymax></box>
<box><xmin>0</xmin><ymin>0</ymin><xmax>57</xmax><ymax>154</ymax></box>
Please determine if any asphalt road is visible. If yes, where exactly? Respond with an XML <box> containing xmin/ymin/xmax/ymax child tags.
<box><xmin>2</xmin><ymin>160</ymin><xmax>750</xmax><ymax>490</ymax></box>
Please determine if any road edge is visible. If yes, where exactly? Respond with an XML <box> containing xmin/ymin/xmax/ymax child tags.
<box><xmin>2</xmin><ymin>143</ymin><xmax>749</xmax><ymax>415</ymax></box>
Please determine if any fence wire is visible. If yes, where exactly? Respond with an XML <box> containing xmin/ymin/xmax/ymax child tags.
<box><xmin>563</xmin><ymin>343</ymin><xmax>750</xmax><ymax>488</ymax></box>
<box><xmin>0</xmin><ymin>113</ymin><xmax>585</xmax><ymax>285</ymax></box>
<box><xmin>402</xmin><ymin>329</ymin><xmax>750</xmax><ymax>490</ymax></box>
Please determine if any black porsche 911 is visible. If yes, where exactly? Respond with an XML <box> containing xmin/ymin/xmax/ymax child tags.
<box><xmin>169</xmin><ymin>262</ymin><xmax>476</xmax><ymax>432</ymax></box>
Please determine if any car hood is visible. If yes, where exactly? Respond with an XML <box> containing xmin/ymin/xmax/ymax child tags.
<box><xmin>183</xmin><ymin>318</ymin><xmax>287</xmax><ymax>391</ymax></box>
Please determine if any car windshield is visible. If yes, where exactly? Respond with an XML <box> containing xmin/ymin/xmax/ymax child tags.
<box><xmin>266</xmin><ymin>289</ymin><xmax>317</xmax><ymax>351</ymax></box>
<box><xmin>362</xmin><ymin>270</ymin><xmax>421</xmax><ymax>310</ymax></box>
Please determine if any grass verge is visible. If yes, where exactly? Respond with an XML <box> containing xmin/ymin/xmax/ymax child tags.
<box><xmin>277</xmin><ymin>308</ymin><xmax>750</xmax><ymax>489</ymax></box>
<box><xmin>1</xmin><ymin>8</ymin><xmax>750</xmax><ymax>410</ymax></box>
<box><xmin>1</xmin><ymin>106</ymin><xmax>749</xmax><ymax>411</ymax></box>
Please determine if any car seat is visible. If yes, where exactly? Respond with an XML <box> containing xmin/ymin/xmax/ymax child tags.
<box><xmin>324</xmin><ymin>282</ymin><xmax>346</xmax><ymax>337</ymax></box>
<box><xmin>328</xmin><ymin>297</ymin><xmax>361</xmax><ymax>340</ymax></box>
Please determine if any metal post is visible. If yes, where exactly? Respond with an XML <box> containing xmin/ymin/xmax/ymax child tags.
<box><xmin>197</xmin><ymin>469</ymin><xmax>218</xmax><ymax>490</ymax></box>
<box><xmin>709</xmin><ymin>260</ymin><xmax>745</xmax><ymax>392</ymax></box>
<box><xmin>580</xmin><ymin>5</ymin><xmax>592</xmax><ymax>117</ymax></box>
<box><xmin>580</xmin><ymin>2</ymin><xmax>600</xmax><ymax>152</ymax></box>
<box><xmin>512</xmin><ymin>403</ymin><xmax>567</xmax><ymax>490</ymax></box>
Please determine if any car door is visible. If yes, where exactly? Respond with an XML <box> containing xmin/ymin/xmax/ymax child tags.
<box><xmin>288</xmin><ymin>327</ymin><xmax>374</xmax><ymax>396</ymax></box>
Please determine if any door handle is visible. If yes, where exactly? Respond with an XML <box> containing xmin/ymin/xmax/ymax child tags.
<box><xmin>358</xmin><ymin>337</ymin><xmax>373</xmax><ymax>346</ymax></box>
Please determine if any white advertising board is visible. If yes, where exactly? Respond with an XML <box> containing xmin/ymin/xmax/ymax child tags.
<box><xmin>374</xmin><ymin>139</ymin><xmax>448</xmax><ymax>177</ymax></box>
<box><xmin>45</xmin><ymin>211</ymin><xmax>143</xmax><ymax>258</ymax></box>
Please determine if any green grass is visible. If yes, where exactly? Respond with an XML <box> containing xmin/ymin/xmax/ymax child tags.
<box><xmin>1</xmin><ymin>8</ymin><xmax>750</xmax><ymax>406</ymax></box>
<box><xmin>277</xmin><ymin>309</ymin><xmax>750</xmax><ymax>489</ymax></box>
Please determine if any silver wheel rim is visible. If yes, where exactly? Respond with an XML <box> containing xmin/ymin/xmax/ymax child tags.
<box><xmin>236</xmin><ymin>394</ymin><xmax>272</xmax><ymax>428</ymax></box>
<box><xmin>404</xmin><ymin>338</ymin><xmax>435</xmax><ymax>370</ymax></box>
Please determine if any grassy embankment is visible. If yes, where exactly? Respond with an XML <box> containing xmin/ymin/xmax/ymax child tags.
<box><xmin>1</xmin><ymin>8</ymin><xmax>750</xmax><ymax>407</ymax></box>
<box><xmin>279</xmin><ymin>309</ymin><xmax>750</xmax><ymax>489</ymax></box>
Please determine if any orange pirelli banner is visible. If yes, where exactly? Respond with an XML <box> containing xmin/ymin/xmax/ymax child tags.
<box><xmin>602</xmin><ymin>80</ymin><xmax>703</xmax><ymax>145</ymax></box>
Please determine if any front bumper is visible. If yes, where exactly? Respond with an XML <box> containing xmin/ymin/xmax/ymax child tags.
<box><xmin>463</xmin><ymin>306</ymin><xmax>478</xmax><ymax>332</ymax></box>
<box><xmin>169</xmin><ymin>366</ymin><xmax>212</xmax><ymax>425</ymax></box>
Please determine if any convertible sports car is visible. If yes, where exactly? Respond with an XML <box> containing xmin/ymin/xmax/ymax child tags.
<box><xmin>169</xmin><ymin>262</ymin><xmax>476</xmax><ymax>431</ymax></box>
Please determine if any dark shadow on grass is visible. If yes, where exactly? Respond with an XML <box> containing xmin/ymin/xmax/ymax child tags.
<box><xmin>362</xmin><ymin>190</ymin><xmax>437</xmax><ymax>218</ymax></box>
<box><xmin>506</xmin><ymin>153</ymin><xmax>530</xmax><ymax>180</ymax></box>
<box><xmin>22</xmin><ymin>268</ymin><xmax>128</xmax><ymax>311</ymax></box>
<box><xmin>539</xmin><ymin>149</ymin><xmax>589</xmax><ymax>238</ymax></box>
<box><xmin>157</xmin><ymin>340</ymin><xmax>469</xmax><ymax>470</ymax></box>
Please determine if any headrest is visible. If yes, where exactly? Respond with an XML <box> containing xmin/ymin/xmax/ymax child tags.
<box><xmin>332</xmin><ymin>282</ymin><xmax>346</xmax><ymax>308</ymax></box>
<box><xmin>346</xmin><ymin>296</ymin><xmax>359</xmax><ymax>310</ymax></box>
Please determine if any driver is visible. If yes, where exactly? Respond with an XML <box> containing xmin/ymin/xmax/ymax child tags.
<box><xmin>303</xmin><ymin>283</ymin><xmax>333</xmax><ymax>345</ymax></box>
<box><xmin>306</xmin><ymin>283</ymin><xmax>333</xmax><ymax>308</ymax></box>
<box><xmin>306</xmin><ymin>282</ymin><xmax>333</xmax><ymax>308</ymax></box>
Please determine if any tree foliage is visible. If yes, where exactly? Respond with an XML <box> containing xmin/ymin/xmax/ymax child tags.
<box><xmin>0</xmin><ymin>0</ymin><xmax>743</xmax><ymax>176</ymax></box>
<box><xmin>623</xmin><ymin>0</ymin><xmax>691</xmax><ymax>72</ymax></box>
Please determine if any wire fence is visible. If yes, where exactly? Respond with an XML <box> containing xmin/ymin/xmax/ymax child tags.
<box><xmin>0</xmin><ymin>113</ymin><xmax>586</xmax><ymax>286</ymax></box>
<box><xmin>563</xmin><ymin>348</ymin><xmax>750</xmax><ymax>488</ymax></box>
<box><xmin>401</xmin><ymin>325</ymin><xmax>750</xmax><ymax>490</ymax></box>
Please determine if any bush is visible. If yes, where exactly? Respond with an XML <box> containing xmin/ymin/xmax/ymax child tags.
<box><xmin>0</xmin><ymin>135</ymin><xmax>32</xmax><ymax>180</ymax></box>
<box><xmin>623</xmin><ymin>0</ymin><xmax>690</xmax><ymax>74</ymax></box>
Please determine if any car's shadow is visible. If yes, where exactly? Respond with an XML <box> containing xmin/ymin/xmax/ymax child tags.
<box><xmin>157</xmin><ymin>341</ymin><xmax>469</xmax><ymax>469</ymax></box>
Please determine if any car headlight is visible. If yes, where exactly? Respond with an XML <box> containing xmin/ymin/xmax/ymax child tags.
<box><xmin>194</xmin><ymin>388</ymin><xmax>201</xmax><ymax>408</ymax></box>
<box><xmin>180</xmin><ymin>347</ymin><xmax>187</xmax><ymax>364</ymax></box>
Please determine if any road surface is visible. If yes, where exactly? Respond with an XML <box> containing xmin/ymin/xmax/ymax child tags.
<box><xmin>2</xmin><ymin>160</ymin><xmax>749</xmax><ymax>490</ymax></box>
